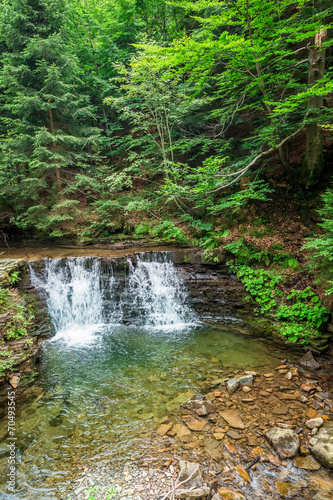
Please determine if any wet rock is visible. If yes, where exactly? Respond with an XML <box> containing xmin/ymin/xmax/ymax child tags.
<box><xmin>173</xmin><ymin>423</ymin><xmax>192</xmax><ymax>441</ymax></box>
<box><xmin>226</xmin><ymin>430</ymin><xmax>242</xmax><ymax>440</ymax></box>
<box><xmin>275</xmin><ymin>482</ymin><xmax>302</xmax><ymax>498</ymax></box>
<box><xmin>272</xmin><ymin>405</ymin><xmax>289</xmax><ymax>415</ymax></box>
<box><xmin>226</xmin><ymin>379</ymin><xmax>239</xmax><ymax>394</ymax></box>
<box><xmin>217</xmin><ymin>487</ymin><xmax>245</xmax><ymax>500</ymax></box>
<box><xmin>157</xmin><ymin>424</ymin><xmax>172</xmax><ymax>435</ymax></box>
<box><xmin>179</xmin><ymin>460</ymin><xmax>203</xmax><ymax>487</ymax></box>
<box><xmin>166</xmin><ymin>390</ymin><xmax>195</xmax><ymax>413</ymax></box>
<box><xmin>234</xmin><ymin>465</ymin><xmax>251</xmax><ymax>483</ymax></box>
<box><xmin>204</xmin><ymin>439</ymin><xmax>222</xmax><ymax>461</ymax></box>
<box><xmin>176</xmin><ymin>486</ymin><xmax>210</xmax><ymax>498</ymax></box>
<box><xmin>300</xmin><ymin>383</ymin><xmax>316</xmax><ymax>392</ymax></box>
<box><xmin>226</xmin><ymin>375</ymin><xmax>253</xmax><ymax>394</ymax></box>
<box><xmin>265</xmin><ymin>428</ymin><xmax>299</xmax><ymax>458</ymax></box>
<box><xmin>242</xmin><ymin>386</ymin><xmax>251</xmax><ymax>393</ymax></box>
<box><xmin>220</xmin><ymin>411</ymin><xmax>244</xmax><ymax>429</ymax></box>
<box><xmin>184</xmin><ymin>417</ymin><xmax>207</xmax><ymax>432</ymax></box>
<box><xmin>181</xmin><ymin>399</ymin><xmax>213</xmax><ymax>416</ymax></box>
<box><xmin>293</xmin><ymin>455</ymin><xmax>321</xmax><ymax>470</ymax></box>
<box><xmin>310</xmin><ymin>424</ymin><xmax>333</xmax><ymax>468</ymax></box>
<box><xmin>299</xmin><ymin>351</ymin><xmax>320</xmax><ymax>370</ymax></box>
<box><xmin>306</xmin><ymin>418</ymin><xmax>324</xmax><ymax>430</ymax></box>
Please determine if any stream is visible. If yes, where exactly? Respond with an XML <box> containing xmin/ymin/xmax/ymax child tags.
<box><xmin>0</xmin><ymin>251</ymin><xmax>331</xmax><ymax>499</ymax></box>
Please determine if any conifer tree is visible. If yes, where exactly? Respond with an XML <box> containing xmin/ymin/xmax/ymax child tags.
<box><xmin>0</xmin><ymin>0</ymin><xmax>100</xmax><ymax>237</ymax></box>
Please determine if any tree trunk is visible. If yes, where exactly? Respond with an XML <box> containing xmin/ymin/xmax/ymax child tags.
<box><xmin>301</xmin><ymin>29</ymin><xmax>327</xmax><ymax>187</ymax></box>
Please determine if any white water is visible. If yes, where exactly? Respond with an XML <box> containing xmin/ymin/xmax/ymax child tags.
<box><xmin>127</xmin><ymin>252</ymin><xmax>195</xmax><ymax>329</ymax></box>
<box><xmin>29</xmin><ymin>252</ymin><xmax>197</xmax><ymax>345</ymax></box>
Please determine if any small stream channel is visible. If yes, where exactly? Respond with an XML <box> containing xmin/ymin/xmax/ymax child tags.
<box><xmin>0</xmin><ymin>251</ymin><xmax>330</xmax><ymax>499</ymax></box>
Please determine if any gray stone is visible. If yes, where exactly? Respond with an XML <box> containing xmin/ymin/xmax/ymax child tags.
<box><xmin>226</xmin><ymin>378</ymin><xmax>239</xmax><ymax>394</ymax></box>
<box><xmin>181</xmin><ymin>399</ymin><xmax>213</xmax><ymax>416</ymax></box>
<box><xmin>310</xmin><ymin>424</ymin><xmax>333</xmax><ymax>468</ymax></box>
<box><xmin>179</xmin><ymin>461</ymin><xmax>203</xmax><ymax>488</ymax></box>
<box><xmin>265</xmin><ymin>428</ymin><xmax>299</xmax><ymax>458</ymax></box>
<box><xmin>176</xmin><ymin>486</ymin><xmax>210</xmax><ymax>498</ymax></box>
<box><xmin>299</xmin><ymin>351</ymin><xmax>320</xmax><ymax>370</ymax></box>
<box><xmin>226</xmin><ymin>430</ymin><xmax>242</xmax><ymax>440</ymax></box>
<box><xmin>226</xmin><ymin>375</ymin><xmax>253</xmax><ymax>394</ymax></box>
<box><xmin>306</xmin><ymin>418</ymin><xmax>324</xmax><ymax>430</ymax></box>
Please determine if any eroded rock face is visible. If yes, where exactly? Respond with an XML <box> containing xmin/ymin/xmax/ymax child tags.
<box><xmin>310</xmin><ymin>424</ymin><xmax>333</xmax><ymax>469</ymax></box>
<box><xmin>265</xmin><ymin>428</ymin><xmax>299</xmax><ymax>458</ymax></box>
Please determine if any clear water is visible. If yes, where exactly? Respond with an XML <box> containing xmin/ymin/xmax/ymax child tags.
<box><xmin>0</xmin><ymin>253</ymin><xmax>291</xmax><ymax>498</ymax></box>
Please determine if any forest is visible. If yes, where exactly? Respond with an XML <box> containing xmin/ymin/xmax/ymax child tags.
<box><xmin>0</xmin><ymin>0</ymin><xmax>333</xmax><ymax>345</ymax></box>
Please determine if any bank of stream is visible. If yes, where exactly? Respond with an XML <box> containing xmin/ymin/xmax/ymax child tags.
<box><xmin>0</xmin><ymin>248</ymin><xmax>332</xmax><ymax>500</ymax></box>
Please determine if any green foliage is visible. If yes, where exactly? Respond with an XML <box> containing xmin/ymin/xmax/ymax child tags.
<box><xmin>304</xmin><ymin>183</ymin><xmax>333</xmax><ymax>294</ymax></box>
<box><xmin>149</xmin><ymin>219</ymin><xmax>189</xmax><ymax>244</ymax></box>
<box><xmin>0</xmin><ymin>285</ymin><xmax>33</xmax><ymax>340</ymax></box>
<box><xmin>225</xmin><ymin>240</ymin><xmax>328</xmax><ymax>344</ymax></box>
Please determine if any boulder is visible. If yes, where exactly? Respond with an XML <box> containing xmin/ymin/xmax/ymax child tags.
<box><xmin>310</xmin><ymin>424</ymin><xmax>333</xmax><ymax>468</ymax></box>
<box><xmin>181</xmin><ymin>398</ymin><xmax>213</xmax><ymax>416</ymax></box>
<box><xmin>306</xmin><ymin>418</ymin><xmax>324</xmax><ymax>430</ymax></box>
<box><xmin>265</xmin><ymin>428</ymin><xmax>299</xmax><ymax>458</ymax></box>
<box><xmin>299</xmin><ymin>351</ymin><xmax>320</xmax><ymax>370</ymax></box>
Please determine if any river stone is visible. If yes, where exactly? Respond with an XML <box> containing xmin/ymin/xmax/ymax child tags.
<box><xmin>306</xmin><ymin>418</ymin><xmax>324</xmax><ymax>430</ymax></box>
<box><xmin>299</xmin><ymin>351</ymin><xmax>320</xmax><ymax>370</ymax></box>
<box><xmin>181</xmin><ymin>399</ymin><xmax>213</xmax><ymax>416</ymax></box>
<box><xmin>310</xmin><ymin>424</ymin><xmax>333</xmax><ymax>468</ymax></box>
<box><xmin>275</xmin><ymin>482</ymin><xmax>302</xmax><ymax>498</ymax></box>
<box><xmin>226</xmin><ymin>375</ymin><xmax>253</xmax><ymax>394</ymax></box>
<box><xmin>293</xmin><ymin>455</ymin><xmax>321</xmax><ymax>470</ymax></box>
<box><xmin>220</xmin><ymin>410</ymin><xmax>245</xmax><ymax>429</ymax></box>
<box><xmin>217</xmin><ymin>488</ymin><xmax>245</xmax><ymax>500</ymax></box>
<box><xmin>226</xmin><ymin>378</ymin><xmax>239</xmax><ymax>394</ymax></box>
<box><xmin>179</xmin><ymin>460</ymin><xmax>203</xmax><ymax>487</ymax></box>
<box><xmin>176</xmin><ymin>486</ymin><xmax>210</xmax><ymax>498</ymax></box>
<box><xmin>173</xmin><ymin>423</ymin><xmax>192</xmax><ymax>441</ymax></box>
<box><xmin>265</xmin><ymin>428</ymin><xmax>299</xmax><ymax>458</ymax></box>
<box><xmin>226</xmin><ymin>430</ymin><xmax>242</xmax><ymax>440</ymax></box>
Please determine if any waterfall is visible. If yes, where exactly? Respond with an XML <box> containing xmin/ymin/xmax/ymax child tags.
<box><xmin>127</xmin><ymin>252</ymin><xmax>194</xmax><ymax>329</ymax></box>
<box><xmin>29</xmin><ymin>252</ymin><xmax>197</xmax><ymax>344</ymax></box>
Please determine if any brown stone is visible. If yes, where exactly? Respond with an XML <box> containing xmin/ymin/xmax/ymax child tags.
<box><xmin>234</xmin><ymin>465</ymin><xmax>251</xmax><ymax>483</ymax></box>
<box><xmin>301</xmin><ymin>383</ymin><xmax>316</xmax><ymax>392</ymax></box>
<box><xmin>276</xmin><ymin>365</ymin><xmax>288</xmax><ymax>370</ymax></box>
<box><xmin>306</xmin><ymin>408</ymin><xmax>319</xmax><ymax>419</ymax></box>
<box><xmin>220</xmin><ymin>410</ymin><xmax>245</xmax><ymax>429</ymax></box>
<box><xmin>266</xmin><ymin>454</ymin><xmax>280</xmax><ymax>466</ymax></box>
<box><xmin>272</xmin><ymin>405</ymin><xmax>289</xmax><ymax>415</ymax></box>
<box><xmin>213</xmin><ymin>432</ymin><xmax>225</xmax><ymax>440</ymax></box>
<box><xmin>242</xmin><ymin>386</ymin><xmax>251</xmax><ymax>393</ymax></box>
<box><xmin>157</xmin><ymin>424</ymin><xmax>172</xmax><ymax>435</ymax></box>
<box><xmin>275</xmin><ymin>482</ymin><xmax>301</xmax><ymax>497</ymax></box>
<box><xmin>173</xmin><ymin>423</ymin><xmax>192</xmax><ymax>441</ymax></box>
<box><xmin>217</xmin><ymin>487</ymin><xmax>245</xmax><ymax>500</ymax></box>
<box><xmin>226</xmin><ymin>430</ymin><xmax>242</xmax><ymax>440</ymax></box>
<box><xmin>184</xmin><ymin>417</ymin><xmax>207</xmax><ymax>432</ymax></box>
<box><xmin>259</xmin><ymin>390</ymin><xmax>270</xmax><ymax>397</ymax></box>
<box><xmin>263</xmin><ymin>373</ymin><xmax>274</xmax><ymax>378</ymax></box>
<box><xmin>293</xmin><ymin>456</ymin><xmax>321</xmax><ymax>470</ymax></box>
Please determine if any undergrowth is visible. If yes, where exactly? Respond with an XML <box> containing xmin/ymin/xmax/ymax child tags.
<box><xmin>224</xmin><ymin>239</ymin><xmax>329</xmax><ymax>344</ymax></box>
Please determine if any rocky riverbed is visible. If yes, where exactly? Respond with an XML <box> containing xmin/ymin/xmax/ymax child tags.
<box><xmin>58</xmin><ymin>349</ymin><xmax>333</xmax><ymax>500</ymax></box>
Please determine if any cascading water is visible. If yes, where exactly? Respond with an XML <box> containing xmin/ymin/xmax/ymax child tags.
<box><xmin>29</xmin><ymin>252</ymin><xmax>197</xmax><ymax>344</ymax></box>
<box><xmin>126</xmin><ymin>252</ymin><xmax>195</xmax><ymax>329</ymax></box>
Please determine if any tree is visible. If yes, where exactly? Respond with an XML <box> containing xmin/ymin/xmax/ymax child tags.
<box><xmin>0</xmin><ymin>0</ymin><xmax>100</xmax><ymax>237</ymax></box>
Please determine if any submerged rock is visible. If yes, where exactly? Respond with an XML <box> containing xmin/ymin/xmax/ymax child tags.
<box><xmin>179</xmin><ymin>460</ymin><xmax>203</xmax><ymax>487</ymax></box>
<box><xmin>265</xmin><ymin>428</ymin><xmax>299</xmax><ymax>458</ymax></box>
<box><xmin>310</xmin><ymin>424</ymin><xmax>333</xmax><ymax>468</ymax></box>
<box><xmin>220</xmin><ymin>410</ymin><xmax>245</xmax><ymax>429</ymax></box>
<box><xmin>216</xmin><ymin>488</ymin><xmax>245</xmax><ymax>500</ymax></box>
